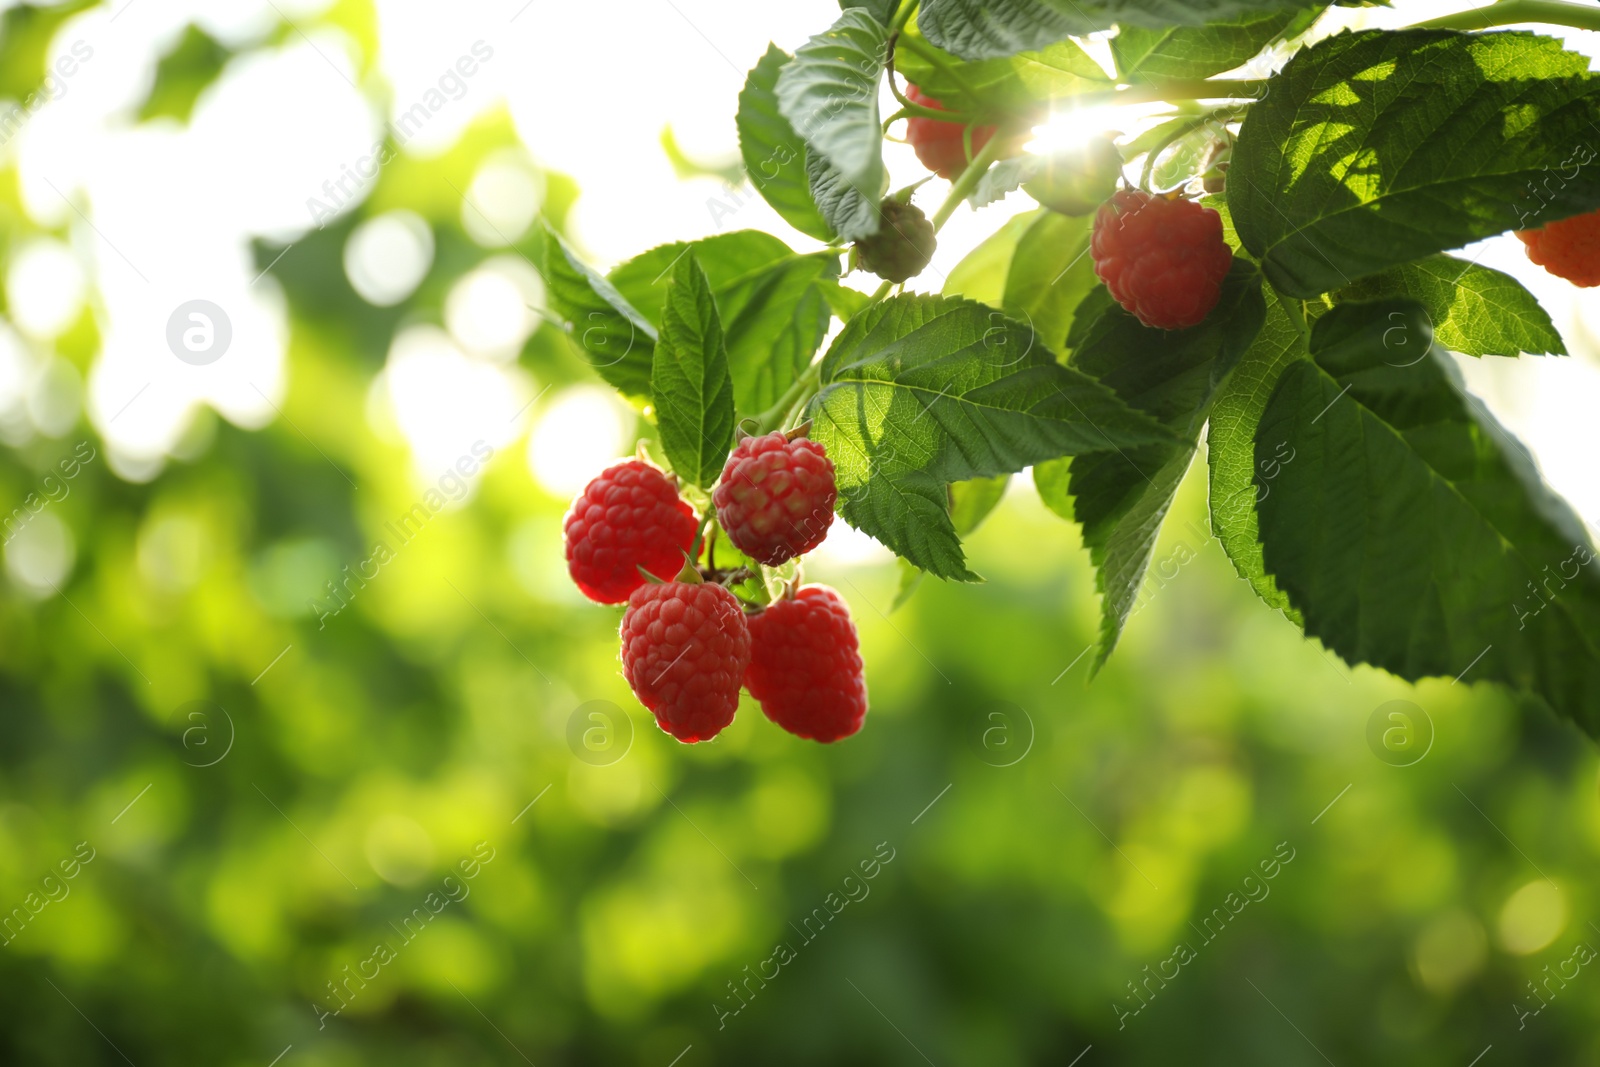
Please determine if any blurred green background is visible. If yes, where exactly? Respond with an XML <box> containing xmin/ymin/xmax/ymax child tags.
<box><xmin>1</xmin><ymin>0</ymin><xmax>1599</xmax><ymax>1064</ymax></box>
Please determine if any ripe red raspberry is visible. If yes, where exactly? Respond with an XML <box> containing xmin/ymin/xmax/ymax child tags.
<box><xmin>1091</xmin><ymin>189</ymin><xmax>1234</xmax><ymax>330</ymax></box>
<box><xmin>905</xmin><ymin>84</ymin><xmax>996</xmax><ymax>181</ymax></box>
<box><xmin>564</xmin><ymin>460</ymin><xmax>698</xmax><ymax>604</ymax></box>
<box><xmin>621</xmin><ymin>579</ymin><xmax>751</xmax><ymax>742</ymax></box>
<box><xmin>1518</xmin><ymin>209</ymin><xmax>1600</xmax><ymax>286</ymax></box>
<box><xmin>745</xmin><ymin>585</ymin><xmax>867</xmax><ymax>743</ymax></box>
<box><xmin>712</xmin><ymin>431</ymin><xmax>837</xmax><ymax>566</ymax></box>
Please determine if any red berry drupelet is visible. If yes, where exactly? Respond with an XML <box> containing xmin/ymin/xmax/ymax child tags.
<box><xmin>1092</xmin><ymin>189</ymin><xmax>1234</xmax><ymax>330</ymax></box>
<box><xmin>564</xmin><ymin>460</ymin><xmax>698</xmax><ymax>604</ymax></box>
<box><xmin>712</xmin><ymin>431</ymin><xmax>837</xmax><ymax>567</ymax></box>
<box><xmin>621</xmin><ymin>579</ymin><xmax>751</xmax><ymax>742</ymax></box>
<box><xmin>745</xmin><ymin>585</ymin><xmax>867</xmax><ymax>743</ymax></box>
<box><xmin>1518</xmin><ymin>208</ymin><xmax>1600</xmax><ymax>286</ymax></box>
<box><xmin>905</xmin><ymin>84</ymin><xmax>996</xmax><ymax>181</ymax></box>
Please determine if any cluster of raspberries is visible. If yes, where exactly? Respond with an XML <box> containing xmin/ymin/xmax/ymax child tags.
<box><xmin>562</xmin><ymin>431</ymin><xmax>867</xmax><ymax>744</ymax></box>
<box><xmin>902</xmin><ymin>80</ymin><xmax>1600</xmax><ymax>329</ymax></box>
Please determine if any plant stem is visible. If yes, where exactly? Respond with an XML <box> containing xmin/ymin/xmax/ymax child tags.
<box><xmin>1415</xmin><ymin>0</ymin><xmax>1600</xmax><ymax>32</ymax></box>
<box><xmin>755</xmin><ymin>359</ymin><xmax>824</xmax><ymax>434</ymax></box>
<box><xmin>888</xmin><ymin>0</ymin><xmax>918</xmax><ymax>37</ymax></box>
<box><xmin>1081</xmin><ymin>78</ymin><xmax>1267</xmax><ymax>108</ymax></box>
<box><xmin>690</xmin><ymin>509</ymin><xmax>714</xmax><ymax>560</ymax></box>
<box><xmin>1277</xmin><ymin>289</ymin><xmax>1311</xmax><ymax>346</ymax></box>
<box><xmin>930</xmin><ymin>129</ymin><xmax>1010</xmax><ymax>233</ymax></box>
<box><xmin>897</xmin><ymin>34</ymin><xmax>983</xmax><ymax>103</ymax></box>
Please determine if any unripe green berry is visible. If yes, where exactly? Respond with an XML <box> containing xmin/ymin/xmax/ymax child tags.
<box><xmin>854</xmin><ymin>198</ymin><xmax>937</xmax><ymax>284</ymax></box>
<box><xmin>1024</xmin><ymin>135</ymin><xmax>1124</xmax><ymax>217</ymax></box>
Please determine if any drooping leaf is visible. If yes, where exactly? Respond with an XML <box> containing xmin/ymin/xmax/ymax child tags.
<box><xmin>807</xmin><ymin>150</ymin><xmax>882</xmax><ymax>241</ymax></box>
<box><xmin>892</xmin><ymin>475</ymin><xmax>1012</xmax><ymax>609</ymax></box>
<box><xmin>538</xmin><ymin>225</ymin><xmax>656</xmax><ymax>398</ymax></box>
<box><xmin>1043</xmin><ymin>263</ymin><xmax>1267</xmax><ymax>666</ymax></box>
<box><xmin>893</xmin><ymin>22</ymin><xmax>1108</xmax><ymax>113</ymax></box>
<box><xmin>1001</xmin><ymin>210</ymin><xmax>1099</xmax><ymax>354</ymax></box>
<box><xmin>1205</xmin><ymin>291</ymin><xmax>1310</xmax><ymax>619</ymax></box>
<box><xmin>917</xmin><ymin>0</ymin><xmax>1308</xmax><ymax>61</ymax></box>
<box><xmin>609</xmin><ymin>231</ymin><xmax>839</xmax><ymax>414</ymax></box>
<box><xmin>1232</xmin><ymin>29</ymin><xmax>1600</xmax><ymax>297</ymax></box>
<box><xmin>1255</xmin><ymin>299</ymin><xmax>1600</xmax><ymax>736</ymax></box>
<box><xmin>738</xmin><ymin>45</ymin><xmax>837</xmax><ymax>243</ymax></box>
<box><xmin>805</xmin><ymin>294</ymin><xmax>1175</xmax><ymax>580</ymax></box>
<box><xmin>970</xmin><ymin>155</ymin><xmax>1039</xmax><ymax>208</ymax></box>
<box><xmin>776</xmin><ymin>10</ymin><xmax>888</xmax><ymax>199</ymax></box>
<box><xmin>1112</xmin><ymin>7</ymin><xmax>1317</xmax><ymax>82</ymax></box>
<box><xmin>651</xmin><ymin>254</ymin><xmax>737</xmax><ymax>488</ymax></box>
<box><xmin>1336</xmin><ymin>254</ymin><xmax>1565</xmax><ymax>358</ymax></box>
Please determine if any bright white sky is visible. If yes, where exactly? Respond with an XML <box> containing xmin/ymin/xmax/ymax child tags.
<box><xmin>0</xmin><ymin>0</ymin><xmax>1595</xmax><ymax>552</ymax></box>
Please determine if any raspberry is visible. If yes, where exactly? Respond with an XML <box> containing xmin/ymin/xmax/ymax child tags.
<box><xmin>855</xmin><ymin>198</ymin><xmax>937</xmax><ymax>283</ymax></box>
<box><xmin>745</xmin><ymin>585</ymin><xmax>867</xmax><ymax>743</ymax></box>
<box><xmin>1091</xmin><ymin>189</ymin><xmax>1234</xmax><ymax>330</ymax></box>
<box><xmin>564</xmin><ymin>460</ymin><xmax>698</xmax><ymax>604</ymax></box>
<box><xmin>1518</xmin><ymin>209</ymin><xmax>1600</xmax><ymax>286</ymax></box>
<box><xmin>620</xmin><ymin>579</ymin><xmax>751</xmax><ymax>742</ymax></box>
<box><xmin>712</xmin><ymin>431</ymin><xmax>837</xmax><ymax>566</ymax></box>
<box><xmin>905</xmin><ymin>84</ymin><xmax>996</xmax><ymax>181</ymax></box>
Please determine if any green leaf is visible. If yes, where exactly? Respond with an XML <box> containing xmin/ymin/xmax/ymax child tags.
<box><xmin>1256</xmin><ymin>299</ymin><xmax>1600</xmax><ymax>736</ymax></box>
<box><xmin>942</xmin><ymin>210</ymin><xmax>1098</xmax><ymax>352</ymax></box>
<box><xmin>1232</xmin><ymin>29</ymin><xmax>1600</xmax><ymax>297</ymax></box>
<box><xmin>139</xmin><ymin>25</ymin><xmax>232</xmax><ymax>123</ymax></box>
<box><xmin>651</xmin><ymin>254</ymin><xmax>737</xmax><ymax>489</ymax></box>
<box><xmin>1112</xmin><ymin>7</ymin><xmax>1315</xmax><ymax>82</ymax></box>
<box><xmin>893</xmin><ymin>475</ymin><xmax>1012</xmax><ymax>609</ymax></box>
<box><xmin>1205</xmin><ymin>291</ymin><xmax>1309</xmax><ymax>619</ymax></box>
<box><xmin>970</xmin><ymin>155</ymin><xmax>1038</xmax><ymax>208</ymax></box>
<box><xmin>917</xmin><ymin>0</ymin><xmax>1307</xmax><ymax>60</ymax></box>
<box><xmin>1050</xmin><ymin>263</ymin><xmax>1267</xmax><ymax>666</ymax></box>
<box><xmin>1001</xmin><ymin>211</ymin><xmax>1099</xmax><ymax>355</ymax></box>
<box><xmin>841</xmin><ymin>0</ymin><xmax>898</xmax><ymax>23</ymax></box>
<box><xmin>776</xmin><ymin>10</ymin><xmax>888</xmax><ymax>198</ymax></box>
<box><xmin>738</xmin><ymin>45</ymin><xmax>837</xmax><ymax>243</ymax></box>
<box><xmin>1335</xmin><ymin>254</ymin><xmax>1566</xmax><ymax>358</ymax></box>
<box><xmin>609</xmin><ymin>232</ymin><xmax>839</xmax><ymax>415</ymax></box>
<box><xmin>805</xmin><ymin>294</ymin><xmax>1176</xmax><ymax>580</ymax></box>
<box><xmin>943</xmin><ymin>209</ymin><xmax>1040</xmax><ymax>305</ymax></box>
<box><xmin>1033</xmin><ymin>458</ymin><xmax>1073</xmax><ymax>521</ymax></box>
<box><xmin>538</xmin><ymin>225</ymin><xmax>656</xmax><ymax>397</ymax></box>
<box><xmin>807</xmin><ymin>150</ymin><xmax>883</xmax><ymax>241</ymax></box>
<box><xmin>894</xmin><ymin>23</ymin><xmax>1108</xmax><ymax>113</ymax></box>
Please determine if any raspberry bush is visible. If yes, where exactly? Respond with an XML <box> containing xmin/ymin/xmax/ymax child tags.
<box><xmin>541</xmin><ymin>0</ymin><xmax>1600</xmax><ymax>745</ymax></box>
